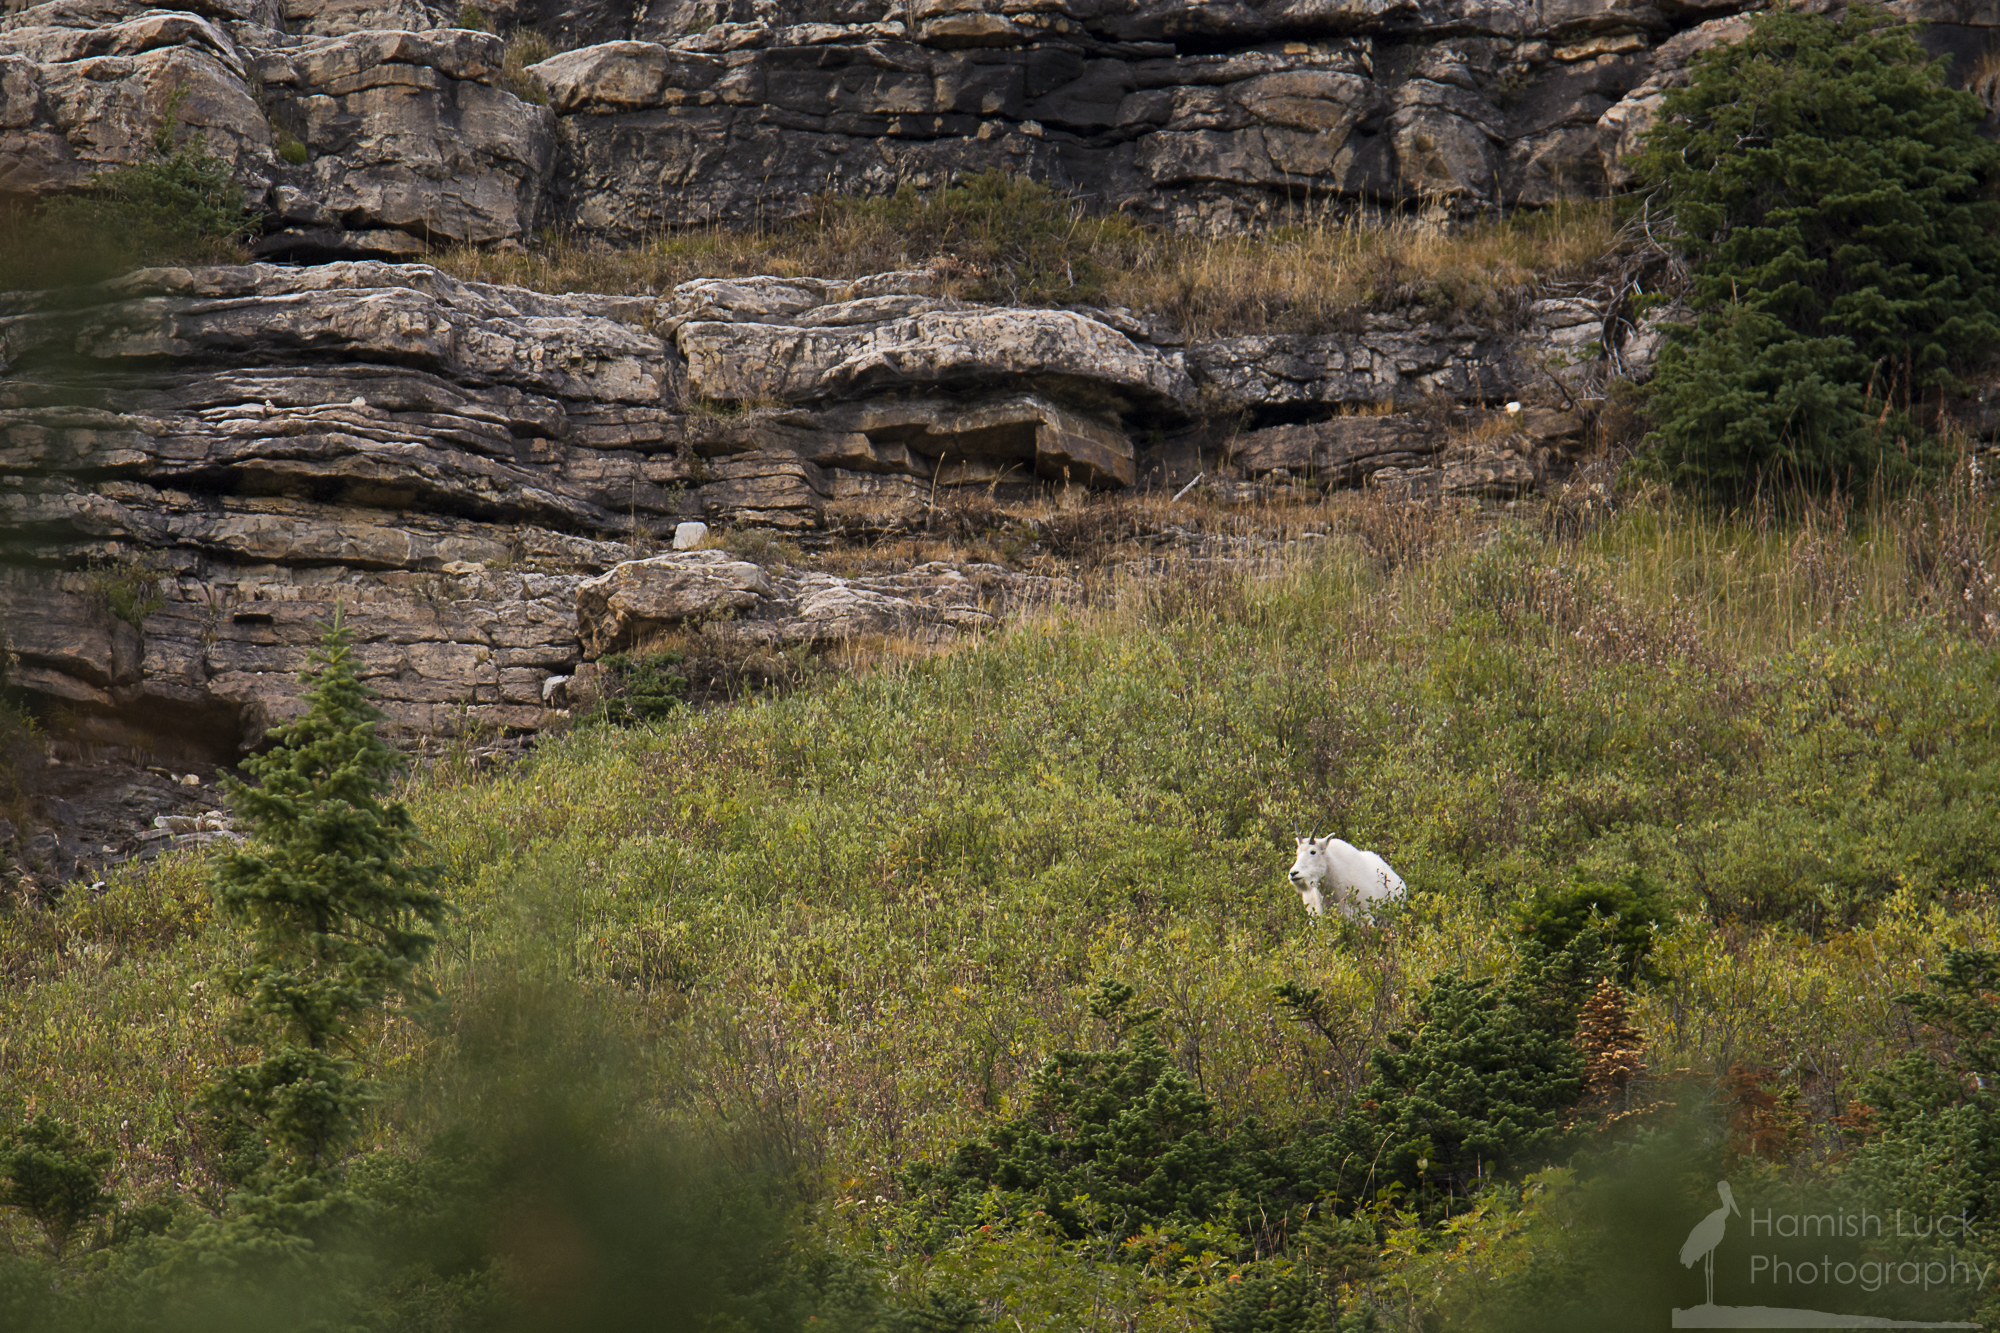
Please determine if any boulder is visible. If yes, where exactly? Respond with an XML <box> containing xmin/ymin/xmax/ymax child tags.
<box><xmin>574</xmin><ymin>549</ymin><xmax>774</xmax><ymax>655</ymax></box>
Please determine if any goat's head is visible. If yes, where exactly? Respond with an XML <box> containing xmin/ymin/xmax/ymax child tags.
<box><xmin>1288</xmin><ymin>835</ymin><xmax>1330</xmax><ymax>891</ymax></box>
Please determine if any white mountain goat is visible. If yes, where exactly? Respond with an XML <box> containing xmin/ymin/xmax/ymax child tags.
<box><xmin>1287</xmin><ymin>835</ymin><xmax>1406</xmax><ymax>918</ymax></box>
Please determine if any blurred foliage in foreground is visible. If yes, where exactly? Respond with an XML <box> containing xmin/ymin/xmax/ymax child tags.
<box><xmin>0</xmin><ymin>98</ymin><xmax>257</xmax><ymax>293</ymax></box>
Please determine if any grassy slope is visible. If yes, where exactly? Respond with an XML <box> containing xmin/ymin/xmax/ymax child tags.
<box><xmin>5</xmin><ymin>486</ymin><xmax>1999</xmax><ymax>1324</ymax></box>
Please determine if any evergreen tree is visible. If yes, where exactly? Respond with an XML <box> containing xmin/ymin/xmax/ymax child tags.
<box><xmin>1844</xmin><ymin>949</ymin><xmax>2000</xmax><ymax>1324</ymax></box>
<box><xmin>1516</xmin><ymin>874</ymin><xmax>1669</xmax><ymax>985</ymax></box>
<box><xmin>1331</xmin><ymin>944</ymin><xmax>1590</xmax><ymax>1213</ymax></box>
<box><xmin>903</xmin><ymin>979</ymin><xmax>1248</xmax><ymax>1245</ymax></box>
<box><xmin>1850</xmin><ymin>948</ymin><xmax>2000</xmax><ymax>1223</ymax></box>
<box><xmin>1634</xmin><ymin>4</ymin><xmax>2000</xmax><ymax>496</ymax></box>
<box><xmin>209</xmin><ymin>610</ymin><xmax>447</xmax><ymax>1173</ymax></box>
<box><xmin>0</xmin><ymin>1114</ymin><xmax>114</xmax><ymax>1260</ymax></box>
<box><xmin>1207</xmin><ymin>1271</ymin><xmax>1346</xmax><ymax>1333</ymax></box>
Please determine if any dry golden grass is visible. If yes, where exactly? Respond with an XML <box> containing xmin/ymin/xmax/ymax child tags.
<box><xmin>808</xmin><ymin>485</ymin><xmax>1341</xmax><ymax>578</ymax></box>
<box><xmin>431</xmin><ymin>178</ymin><xmax>1619</xmax><ymax>338</ymax></box>
<box><xmin>500</xmin><ymin>30</ymin><xmax>555</xmax><ymax>104</ymax></box>
<box><xmin>1112</xmin><ymin>197</ymin><xmax>1616</xmax><ymax>338</ymax></box>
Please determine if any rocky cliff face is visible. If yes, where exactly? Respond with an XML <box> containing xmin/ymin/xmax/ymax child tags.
<box><xmin>3</xmin><ymin>0</ymin><xmax>1995</xmax><ymax>772</ymax></box>
<box><xmin>7</xmin><ymin>0</ymin><xmax>1994</xmax><ymax>256</ymax></box>
<box><xmin>0</xmin><ymin>256</ymin><xmax>1606</xmax><ymax>760</ymax></box>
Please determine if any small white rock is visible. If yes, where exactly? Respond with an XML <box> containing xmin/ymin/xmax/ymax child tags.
<box><xmin>673</xmin><ymin>521</ymin><xmax>710</xmax><ymax>550</ymax></box>
<box><xmin>1505</xmin><ymin>401</ymin><xmax>1523</xmax><ymax>414</ymax></box>
<box><xmin>180</xmin><ymin>774</ymin><xmax>202</xmax><ymax>786</ymax></box>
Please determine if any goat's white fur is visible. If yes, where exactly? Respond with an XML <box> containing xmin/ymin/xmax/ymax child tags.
<box><xmin>1287</xmin><ymin>835</ymin><xmax>1405</xmax><ymax>918</ymax></box>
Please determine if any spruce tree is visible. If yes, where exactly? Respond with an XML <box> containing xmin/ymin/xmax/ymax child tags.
<box><xmin>1850</xmin><ymin>949</ymin><xmax>2000</xmax><ymax>1218</ymax></box>
<box><xmin>902</xmin><ymin>979</ymin><xmax>1247</xmax><ymax>1245</ymax></box>
<box><xmin>1846</xmin><ymin>949</ymin><xmax>2000</xmax><ymax>1325</ymax></box>
<box><xmin>0</xmin><ymin>1114</ymin><xmax>114</xmax><ymax>1260</ymax></box>
<box><xmin>1331</xmin><ymin>945</ymin><xmax>1589</xmax><ymax>1212</ymax></box>
<box><xmin>1635</xmin><ymin>4</ymin><xmax>2000</xmax><ymax>496</ymax></box>
<box><xmin>209</xmin><ymin>610</ymin><xmax>447</xmax><ymax>1173</ymax></box>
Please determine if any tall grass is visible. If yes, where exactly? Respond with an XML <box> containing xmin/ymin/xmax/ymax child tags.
<box><xmin>433</xmin><ymin>174</ymin><xmax>1616</xmax><ymax>337</ymax></box>
<box><xmin>4</xmin><ymin>479</ymin><xmax>1997</xmax><ymax>1326</ymax></box>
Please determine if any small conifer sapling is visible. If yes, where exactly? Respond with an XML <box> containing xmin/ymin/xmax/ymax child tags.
<box><xmin>209</xmin><ymin>609</ymin><xmax>446</xmax><ymax>1174</ymax></box>
<box><xmin>0</xmin><ymin>1113</ymin><xmax>116</xmax><ymax>1260</ymax></box>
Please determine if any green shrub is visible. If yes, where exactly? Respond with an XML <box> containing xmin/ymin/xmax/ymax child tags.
<box><xmin>0</xmin><ymin>1114</ymin><xmax>114</xmax><ymax>1260</ymax></box>
<box><xmin>900</xmin><ymin>979</ymin><xmax>1250</xmax><ymax>1248</ymax></box>
<box><xmin>596</xmin><ymin>651</ymin><xmax>689</xmax><ymax>724</ymax></box>
<box><xmin>1849</xmin><ymin>948</ymin><xmax>2000</xmax><ymax>1275</ymax></box>
<box><xmin>1516</xmin><ymin>874</ymin><xmax>1669</xmax><ymax>984</ymax></box>
<box><xmin>82</xmin><ymin>554</ymin><xmax>166</xmax><ymax>629</ymax></box>
<box><xmin>1635</xmin><ymin>4</ymin><xmax>2000</xmax><ymax>497</ymax></box>
<box><xmin>0</xmin><ymin>89</ymin><xmax>258</xmax><ymax>291</ymax></box>
<box><xmin>879</xmin><ymin>1290</ymin><xmax>992</xmax><ymax>1333</ymax></box>
<box><xmin>1327</xmin><ymin>942</ymin><xmax>1593</xmax><ymax>1214</ymax></box>
<box><xmin>1207</xmin><ymin>1271</ymin><xmax>1342</xmax><ymax>1333</ymax></box>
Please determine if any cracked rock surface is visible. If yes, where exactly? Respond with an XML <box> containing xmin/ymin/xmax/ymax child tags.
<box><xmin>9</xmin><ymin>0</ymin><xmax>1986</xmax><ymax>253</ymax></box>
<box><xmin>4</xmin><ymin>261</ymin><xmax>1334</xmax><ymax>758</ymax></box>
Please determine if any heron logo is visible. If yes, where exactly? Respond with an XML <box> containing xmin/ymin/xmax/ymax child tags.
<box><xmin>1672</xmin><ymin>1180</ymin><xmax>1985</xmax><ymax>1329</ymax></box>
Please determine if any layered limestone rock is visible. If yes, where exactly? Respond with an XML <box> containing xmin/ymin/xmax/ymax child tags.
<box><xmin>0</xmin><ymin>1</ymin><xmax>280</xmax><ymax>197</ymax></box>
<box><xmin>6</xmin><ymin>0</ymin><xmax>1991</xmax><ymax>251</ymax></box>
<box><xmin>0</xmin><ymin>260</ymin><xmax>1283</xmax><ymax>755</ymax></box>
<box><xmin>533</xmin><ymin>32</ymin><xmax>1652</xmax><ymax>236</ymax></box>
<box><xmin>1191</xmin><ymin>297</ymin><xmax>1604</xmax><ymax>419</ymax></box>
<box><xmin>567</xmin><ymin>548</ymin><xmax>1072</xmax><ymax>667</ymax></box>
<box><xmin>9</xmin><ymin>0</ymin><xmax>1998</xmax><ymax>259</ymax></box>
<box><xmin>1226</xmin><ymin>403</ymin><xmax>1588</xmax><ymax>498</ymax></box>
<box><xmin>251</xmin><ymin>28</ymin><xmax>555</xmax><ymax>257</ymax></box>
<box><xmin>1</xmin><ymin>0</ymin><xmax>554</xmax><ymax>255</ymax></box>
<box><xmin>519</xmin><ymin>0</ymin><xmax>1995</xmax><ymax>233</ymax></box>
